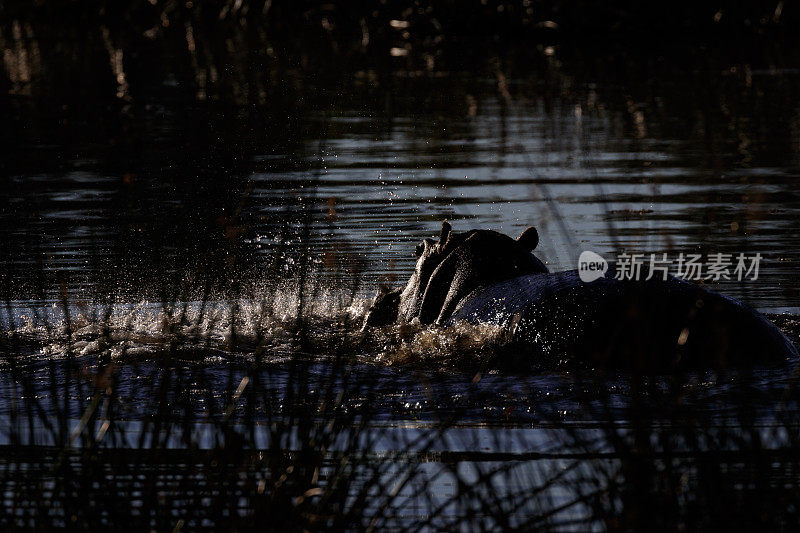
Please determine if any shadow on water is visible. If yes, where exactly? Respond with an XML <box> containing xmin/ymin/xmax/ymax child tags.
<box><xmin>2</xmin><ymin>0</ymin><xmax>800</xmax><ymax>529</ymax></box>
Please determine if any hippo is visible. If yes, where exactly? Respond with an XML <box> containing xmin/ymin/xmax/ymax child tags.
<box><xmin>364</xmin><ymin>222</ymin><xmax>798</xmax><ymax>372</ymax></box>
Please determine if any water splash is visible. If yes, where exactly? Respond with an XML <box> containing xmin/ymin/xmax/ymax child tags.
<box><xmin>3</xmin><ymin>283</ymin><xmax>372</xmax><ymax>363</ymax></box>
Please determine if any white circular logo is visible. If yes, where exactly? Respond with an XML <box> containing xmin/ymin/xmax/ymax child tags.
<box><xmin>578</xmin><ymin>250</ymin><xmax>608</xmax><ymax>282</ymax></box>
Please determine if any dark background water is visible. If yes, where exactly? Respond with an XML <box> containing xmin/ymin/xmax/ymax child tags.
<box><xmin>2</xmin><ymin>1</ymin><xmax>800</xmax><ymax>310</ymax></box>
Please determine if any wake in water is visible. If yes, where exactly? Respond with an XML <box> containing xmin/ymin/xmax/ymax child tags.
<box><xmin>4</xmin><ymin>284</ymin><xmax>364</xmax><ymax>360</ymax></box>
<box><xmin>4</xmin><ymin>279</ymin><xmax>800</xmax><ymax>374</ymax></box>
<box><xmin>1</xmin><ymin>280</ymin><xmax>523</xmax><ymax>376</ymax></box>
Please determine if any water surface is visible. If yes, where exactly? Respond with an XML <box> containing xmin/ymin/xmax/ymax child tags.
<box><xmin>3</xmin><ymin>70</ymin><xmax>800</xmax><ymax>309</ymax></box>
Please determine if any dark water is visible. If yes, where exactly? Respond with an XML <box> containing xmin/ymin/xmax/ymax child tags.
<box><xmin>3</xmin><ymin>69</ymin><xmax>800</xmax><ymax>309</ymax></box>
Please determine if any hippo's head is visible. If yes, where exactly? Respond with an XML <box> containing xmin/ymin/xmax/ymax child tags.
<box><xmin>362</xmin><ymin>284</ymin><xmax>402</xmax><ymax>328</ymax></box>
<box><xmin>363</xmin><ymin>222</ymin><xmax>548</xmax><ymax>328</ymax></box>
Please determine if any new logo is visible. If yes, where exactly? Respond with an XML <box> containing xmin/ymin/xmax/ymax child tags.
<box><xmin>578</xmin><ymin>251</ymin><xmax>608</xmax><ymax>282</ymax></box>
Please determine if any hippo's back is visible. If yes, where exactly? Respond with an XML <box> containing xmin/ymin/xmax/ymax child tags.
<box><xmin>451</xmin><ymin>269</ymin><xmax>797</xmax><ymax>371</ymax></box>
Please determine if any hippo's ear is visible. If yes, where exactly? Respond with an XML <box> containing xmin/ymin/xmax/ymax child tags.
<box><xmin>517</xmin><ymin>226</ymin><xmax>539</xmax><ymax>250</ymax></box>
<box><xmin>416</xmin><ymin>237</ymin><xmax>436</xmax><ymax>257</ymax></box>
<box><xmin>438</xmin><ymin>221</ymin><xmax>452</xmax><ymax>248</ymax></box>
